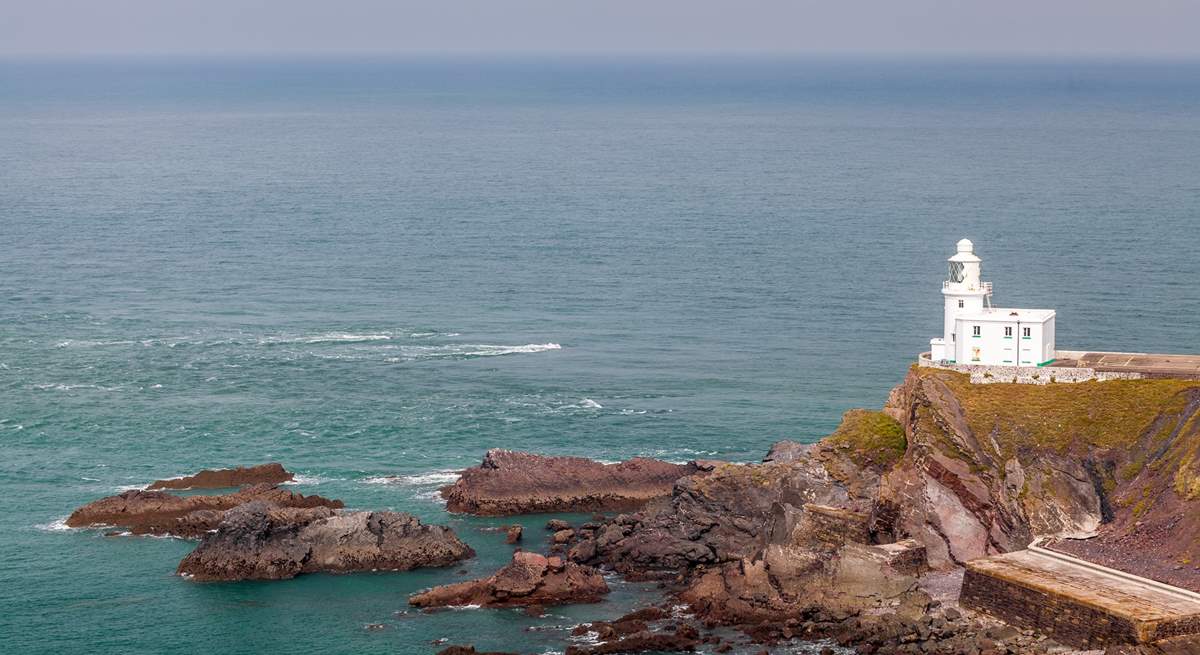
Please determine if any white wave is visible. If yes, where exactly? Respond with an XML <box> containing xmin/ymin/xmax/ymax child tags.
<box><xmin>259</xmin><ymin>333</ymin><xmax>394</xmax><ymax>345</ymax></box>
<box><xmin>361</xmin><ymin>470</ymin><xmax>460</xmax><ymax>486</ymax></box>
<box><xmin>447</xmin><ymin>604</ymin><xmax>482</xmax><ymax>611</ymax></box>
<box><xmin>384</xmin><ymin>342</ymin><xmax>561</xmax><ymax>362</ymax></box>
<box><xmin>33</xmin><ymin>383</ymin><xmax>122</xmax><ymax>392</ymax></box>
<box><xmin>282</xmin><ymin>474</ymin><xmax>331</xmax><ymax>486</ymax></box>
<box><xmin>414</xmin><ymin>489</ymin><xmax>447</xmax><ymax>504</ymax></box>
<box><xmin>35</xmin><ymin>517</ymin><xmax>73</xmax><ymax>532</ymax></box>
<box><xmin>114</xmin><ymin>483</ymin><xmax>147</xmax><ymax>492</ymax></box>
<box><xmin>80</xmin><ymin>476</ymin><xmax>99</xmax><ymax>482</ymax></box>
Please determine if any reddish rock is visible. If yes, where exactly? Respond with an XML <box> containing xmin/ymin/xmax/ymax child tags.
<box><xmin>505</xmin><ymin>525</ymin><xmax>523</xmax><ymax>544</ymax></box>
<box><xmin>409</xmin><ymin>551</ymin><xmax>609</xmax><ymax>608</ymax></box>
<box><xmin>441</xmin><ymin>449</ymin><xmax>696</xmax><ymax>516</ymax></box>
<box><xmin>177</xmin><ymin>501</ymin><xmax>473</xmax><ymax>581</ymax></box>
<box><xmin>146</xmin><ymin>463</ymin><xmax>293</xmax><ymax>490</ymax></box>
<box><xmin>65</xmin><ymin>484</ymin><xmax>343</xmax><ymax>538</ymax></box>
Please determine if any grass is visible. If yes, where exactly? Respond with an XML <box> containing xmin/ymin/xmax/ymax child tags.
<box><xmin>915</xmin><ymin>367</ymin><xmax>1200</xmax><ymax>457</ymax></box>
<box><xmin>825</xmin><ymin>409</ymin><xmax>907</xmax><ymax>469</ymax></box>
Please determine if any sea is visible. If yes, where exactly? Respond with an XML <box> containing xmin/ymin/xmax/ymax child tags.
<box><xmin>1</xmin><ymin>56</ymin><xmax>1199</xmax><ymax>654</ymax></box>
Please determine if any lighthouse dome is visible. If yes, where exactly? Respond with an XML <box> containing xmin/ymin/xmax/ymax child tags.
<box><xmin>949</xmin><ymin>238</ymin><xmax>981</xmax><ymax>263</ymax></box>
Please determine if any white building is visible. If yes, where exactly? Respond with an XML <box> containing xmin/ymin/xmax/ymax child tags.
<box><xmin>929</xmin><ymin>239</ymin><xmax>1056</xmax><ymax>367</ymax></box>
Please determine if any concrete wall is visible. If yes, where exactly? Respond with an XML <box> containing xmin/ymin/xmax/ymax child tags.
<box><xmin>917</xmin><ymin>352</ymin><xmax>1143</xmax><ymax>385</ymax></box>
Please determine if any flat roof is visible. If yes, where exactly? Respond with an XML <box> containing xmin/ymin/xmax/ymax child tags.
<box><xmin>1050</xmin><ymin>351</ymin><xmax>1200</xmax><ymax>378</ymax></box>
<box><xmin>958</xmin><ymin>308</ymin><xmax>1056</xmax><ymax>323</ymax></box>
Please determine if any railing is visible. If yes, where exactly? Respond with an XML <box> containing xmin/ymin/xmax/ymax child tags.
<box><xmin>943</xmin><ymin>280</ymin><xmax>994</xmax><ymax>295</ymax></box>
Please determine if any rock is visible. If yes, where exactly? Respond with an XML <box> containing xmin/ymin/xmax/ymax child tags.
<box><xmin>567</xmin><ymin>607</ymin><xmax>700</xmax><ymax>655</ymax></box>
<box><xmin>435</xmin><ymin>647</ymin><xmax>520</xmax><ymax>655</ymax></box>
<box><xmin>505</xmin><ymin>525</ymin><xmax>523</xmax><ymax>544</ymax></box>
<box><xmin>409</xmin><ymin>551</ymin><xmax>608</xmax><ymax>608</ymax></box>
<box><xmin>553</xmin><ymin>529</ymin><xmax>575</xmax><ymax>544</ymax></box>
<box><xmin>146</xmin><ymin>463</ymin><xmax>293</xmax><ymax>490</ymax></box>
<box><xmin>177</xmin><ymin>501</ymin><xmax>473</xmax><ymax>581</ymax></box>
<box><xmin>65</xmin><ymin>483</ymin><xmax>343</xmax><ymax>537</ymax></box>
<box><xmin>546</xmin><ymin>519</ymin><xmax>571</xmax><ymax>531</ymax></box>
<box><xmin>441</xmin><ymin>449</ymin><xmax>696</xmax><ymax>515</ymax></box>
<box><xmin>573</xmin><ymin>447</ymin><xmax>869</xmax><ymax>576</ymax></box>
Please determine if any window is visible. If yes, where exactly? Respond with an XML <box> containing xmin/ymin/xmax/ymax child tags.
<box><xmin>1004</xmin><ymin>327</ymin><xmax>1012</xmax><ymax>337</ymax></box>
<box><xmin>949</xmin><ymin>262</ymin><xmax>965</xmax><ymax>283</ymax></box>
<box><xmin>958</xmin><ymin>300</ymin><xmax>964</xmax><ymax>308</ymax></box>
<box><xmin>972</xmin><ymin>325</ymin><xmax>981</xmax><ymax>336</ymax></box>
<box><xmin>1023</xmin><ymin>327</ymin><xmax>1032</xmax><ymax>338</ymax></box>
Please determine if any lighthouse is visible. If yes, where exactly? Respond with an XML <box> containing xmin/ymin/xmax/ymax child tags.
<box><xmin>930</xmin><ymin>239</ymin><xmax>1056</xmax><ymax>367</ymax></box>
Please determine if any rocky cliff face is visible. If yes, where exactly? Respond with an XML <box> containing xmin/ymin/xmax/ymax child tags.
<box><xmin>567</xmin><ymin>366</ymin><xmax>1200</xmax><ymax>622</ymax></box>
<box><xmin>883</xmin><ymin>367</ymin><xmax>1200</xmax><ymax>578</ymax></box>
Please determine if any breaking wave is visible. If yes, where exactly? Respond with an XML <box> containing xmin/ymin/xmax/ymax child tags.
<box><xmin>360</xmin><ymin>470</ymin><xmax>460</xmax><ymax>486</ymax></box>
<box><xmin>384</xmin><ymin>343</ymin><xmax>561</xmax><ymax>362</ymax></box>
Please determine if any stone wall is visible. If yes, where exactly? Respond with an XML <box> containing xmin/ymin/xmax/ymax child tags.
<box><xmin>960</xmin><ymin>568</ymin><xmax>1140</xmax><ymax>648</ymax></box>
<box><xmin>917</xmin><ymin>353</ymin><xmax>1143</xmax><ymax>385</ymax></box>
<box><xmin>960</xmin><ymin>567</ymin><xmax>1200</xmax><ymax>648</ymax></box>
<box><xmin>792</xmin><ymin>504</ymin><xmax>871</xmax><ymax>550</ymax></box>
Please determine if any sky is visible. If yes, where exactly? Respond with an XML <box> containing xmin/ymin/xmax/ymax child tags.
<box><xmin>2</xmin><ymin>0</ymin><xmax>1199</xmax><ymax>58</ymax></box>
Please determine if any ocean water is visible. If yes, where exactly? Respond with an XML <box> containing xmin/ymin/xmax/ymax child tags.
<box><xmin>1</xmin><ymin>56</ymin><xmax>1199</xmax><ymax>654</ymax></box>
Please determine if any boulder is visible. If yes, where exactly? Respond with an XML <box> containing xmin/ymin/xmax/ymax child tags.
<box><xmin>65</xmin><ymin>483</ymin><xmax>343</xmax><ymax>538</ymax></box>
<box><xmin>146</xmin><ymin>463</ymin><xmax>293</xmax><ymax>490</ymax></box>
<box><xmin>177</xmin><ymin>502</ymin><xmax>473</xmax><ymax>581</ymax></box>
<box><xmin>409</xmin><ymin>551</ymin><xmax>608</xmax><ymax>608</ymax></box>
<box><xmin>441</xmin><ymin>449</ymin><xmax>696</xmax><ymax>515</ymax></box>
<box><xmin>504</xmin><ymin>525</ymin><xmax>523</xmax><ymax>544</ymax></box>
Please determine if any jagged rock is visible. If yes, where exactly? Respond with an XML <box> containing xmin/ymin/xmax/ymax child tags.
<box><xmin>546</xmin><ymin>519</ymin><xmax>571</xmax><ymax>531</ymax></box>
<box><xmin>65</xmin><ymin>483</ymin><xmax>343</xmax><ymax>537</ymax></box>
<box><xmin>409</xmin><ymin>551</ymin><xmax>608</xmax><ymax>608</ymax></box>
<box><xmin>441</xmin><ymin>449</ymin><xmax>696</xmax><ymax>515</ymax></box>
<box><xmin>146</xmin><ymin>463</ymin><xmax>293</xmax><ymax>490</ymax></box>
<box><xmin>177</xmin><ymin>501</ymin><xmax>473</xmax><ymax>581</ymax></box>
<box><xmin>505</xmin><ymin>525</ymin><xmax>522</xmax><ymax>544</ymax></box>
<box><xmin>569</xmin><ymin>447</ymin><xmax>869</xmax><ymax>576</ymax></box>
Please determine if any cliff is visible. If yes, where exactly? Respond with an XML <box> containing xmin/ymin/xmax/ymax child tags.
<box><xmin>884</xmin><ymin>366</ymin><xmax>1200</xmax><ymax>587</ymax></box>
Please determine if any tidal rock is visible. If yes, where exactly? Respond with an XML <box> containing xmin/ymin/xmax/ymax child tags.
<box><xmin>409</xmin><ymin>551</ymin><xmax>608</xmax><ymax>608</ymax></box>
<box><xmin>505</xmin><ymin>525</ymin><xmax>523</xmax><ymax>544</ymax></box>
<box><xmin>435</xmin><ymin>647</ymin><xmax>520</xmax><ymax>655</ymax></box>
<box><xmin>177</xmin><ymin>501</ymin><xmax>473</xmax><ymax>581</ymax></box>
<box><xmin>65</xmin><ymin>483</ymin><xmax>343</xmax><ymax>537</ymax></box>
<box><xmin>441</xmin><ymin>449</ymin><xmax>696</xmax><ymax>515</ymax></box>
<box><xmin>146</xmin><ymin>463</ymin><xmax>293</xmax><ymax>490</ymax></box>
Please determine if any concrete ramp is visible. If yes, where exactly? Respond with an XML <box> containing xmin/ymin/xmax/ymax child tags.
<box><xmin>960</xmin><ymin>548</ymin><xmax>1200</xmax><ymax>648</ymax></box>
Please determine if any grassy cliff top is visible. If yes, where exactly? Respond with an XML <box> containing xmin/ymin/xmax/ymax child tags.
<box><xmin>825</xmin><ymin>409</ymin><xmax>907</xmax><ymax>469</ymax></box>
<box><xmin>915</xmin><ymin>367</ymin><xmax>1200</xmax><ymax>456</ymax></box>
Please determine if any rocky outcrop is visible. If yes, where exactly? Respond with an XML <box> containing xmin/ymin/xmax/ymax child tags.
<box><xmin>409</xmin><ymin>551</ymin><xmax>608</xmax><ymax>608</ymax></box>
<box><xmin>566</xmin><ymin>441</ymin><xmax>874</xmax><ymax>577</ymax></box>
<box><xmin>146</xmin><ymin>463</ymin><xmax>293</xmax><ymax>490</ymax></box>
<box><xmin>65</xmin><ymin>484</ymin><xmax>342</xmax><ymax>537</ymax></box>
<box><xmin>177</xmin><ymin>501</ymin><xmax>473</xmax><ymax>581</ymax></box>
<box><xmin>879</xmin><ymin>368</ymin><xmax>1200</xmax><ymax>570</ymax></box>
<box><xmin>441</xmin><ymin>449</ymin><xmax>696</xmax><ymax>516</ymax></box>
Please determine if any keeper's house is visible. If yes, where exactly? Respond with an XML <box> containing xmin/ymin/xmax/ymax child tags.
<box><xmin>929</xmin><ymin>239</ymin><xmax>1056</xmax><ymax>367</ymax></box>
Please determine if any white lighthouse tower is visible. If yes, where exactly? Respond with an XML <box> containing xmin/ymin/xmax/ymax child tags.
<box><xmin>930</xmin><ymin>239</ymin><xmax>1057</xmax><ymax>367</ymax></box>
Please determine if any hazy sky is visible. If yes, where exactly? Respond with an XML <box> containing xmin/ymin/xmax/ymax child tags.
<box><xmin>3</xmin><ymin>0</ymin><xmax>1199</xmax><ymax>57</ymax></box>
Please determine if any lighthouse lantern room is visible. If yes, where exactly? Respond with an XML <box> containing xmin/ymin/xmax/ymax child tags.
<box><xmin>929</xmin><ymin>239</ymin><xmax>1056</xmax><ymax>367</ymax></box>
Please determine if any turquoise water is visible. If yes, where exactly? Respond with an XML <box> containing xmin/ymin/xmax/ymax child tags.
<box><xmin>2</xmin><ymin>57</ymin><xmax>1199</xmax><ymax>654</ymax></box>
